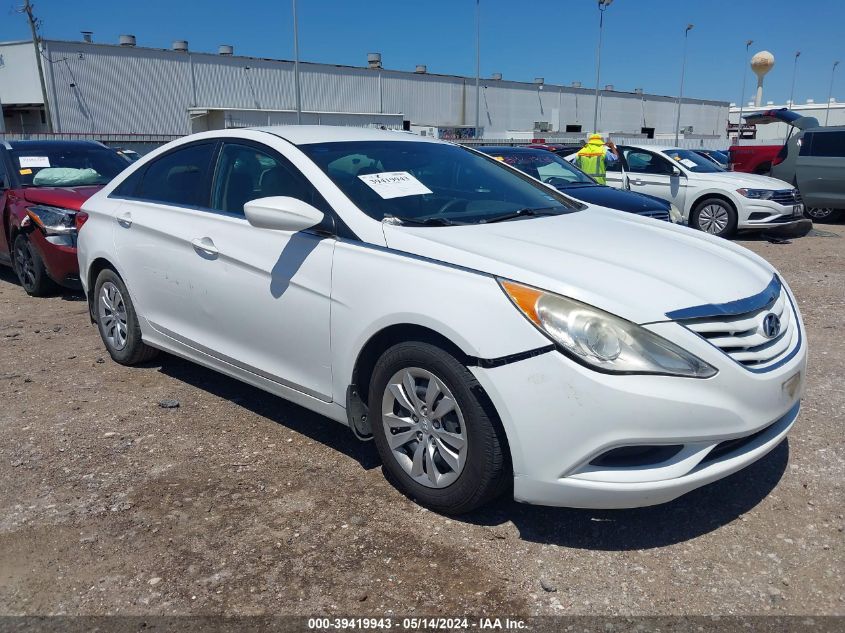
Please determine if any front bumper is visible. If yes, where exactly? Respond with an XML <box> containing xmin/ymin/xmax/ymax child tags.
<box><xmin>470</xmin><ymin>319</ymin><xmax>806</xmax><ymax>509</ymax></box>
<box><xmin>29</xmin><ymin>230</ymin><xmax>81</xmax><ymax>288</ymax></box>
<box><xmin>739</xmin><ymin>199</ymin><xmax>810</xmax><ymax>236</ymax></box>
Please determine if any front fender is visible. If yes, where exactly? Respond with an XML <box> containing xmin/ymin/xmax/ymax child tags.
<box><xmin>329</xmin><ymin>240</ymin><xmax>550</xmax><ymax>404</ymax></box>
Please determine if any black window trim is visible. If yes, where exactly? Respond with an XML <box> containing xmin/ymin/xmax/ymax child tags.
<box><xmin>108</xmin><ymin>136</ymin><xmax>358</xmax><ymax>239</ymax></box>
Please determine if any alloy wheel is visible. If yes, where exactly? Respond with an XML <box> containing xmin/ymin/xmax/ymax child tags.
<box><xmin>14</xmin><ymin>239</ymin><xmax>37</xmax><ymax>292</ymax></box>
<box><xmin>98</xmin><ymin>281</ymin><xmax>129</xmax><ymax>351</ymax></box>
<box><xmin>806</xmin><ymin>207</ymin><xmax>835</xmax><ymax>220</ymax></box>
<box><xmin>697</xmin><ymin>203</ymin><xmax>730</xmax><ymax>234</ymax></box>
<box><xmin>381</xmin><ymin>367</ymin><xmax>468</xmax><ymax>489</ymax></box>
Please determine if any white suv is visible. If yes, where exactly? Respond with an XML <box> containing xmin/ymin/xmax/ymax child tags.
<box><xmin>77</xmin><ymin>127</ymin><xmax>806</xmax><ymax>514</ymax></box>
<box><xmin>604</xmin><ymin>145</ymin><xmax>811</xmax><ymax>238</ymax></box>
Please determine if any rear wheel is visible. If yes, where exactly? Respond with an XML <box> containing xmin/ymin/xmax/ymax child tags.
<box><xmin>93</xmin><ymin>268</ymin><xmax>158</xmax><ymax>365</ymax></box>
<box><xmin>804</xmin><ymin>207</ymin><xmax>840</xmax><ymax>222</ymax></box>
<box><xmin>13</xmin><ymin>234</ymin><xmax>56</xmax><ymax>297</ymax></box>
<box><xmin>369</xmin><ymin>341</ymin><xmax>509</xmax><ymax>514</ymax></box>
<box><xmin>691</xmin><ymin>197</ymin><xmax>737</xmax><ymax>238</ymax></box>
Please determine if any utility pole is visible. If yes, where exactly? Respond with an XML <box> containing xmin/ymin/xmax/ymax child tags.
<box><xmin>292</xmin><ymin>0</ymin><xmax>302</xmax><ymax>124</ymax></box>
<box><xmin>736</xmin><ymin>40</ymin><xmax>753</xmax><ymax>144</ymax></box>
<box><xmin>674</xmin><ymin>24</ymin><xmax>694</xmax><ymax>145</ymax></box>
<box><xmin>826</xmin><ymin>61</ymin><xmax>840</xmax><ymax>126</ymax></box>
<box><xmin>475</xmin><ymin>0</ymin><xmax>480</xmax><ymax>138</ymax></box>
<box><xmin>593</xmin><ymin>0</ymin><xmax>613</xmax><ymax>133</ymax></box>
<box><xmin>788</xmin><ymin>50</ymin><xmax>800</xmax><ymax>107</ymax></box>
<box><xmin>20</xmin><ymin>0</ymin><xmax>53</xmax><ymax>132</ymax></box>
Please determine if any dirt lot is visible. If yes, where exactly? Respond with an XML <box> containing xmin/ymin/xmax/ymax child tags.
<box><xmin>0</xmin><ymin>224</ymin><xmax>842</xmax><ymax>618</ymax></box>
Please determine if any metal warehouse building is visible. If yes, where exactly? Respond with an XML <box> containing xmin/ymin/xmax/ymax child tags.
<box><xmin>0</xmin><ymin>37</ymin><xmax>728</xmax><ymax>142</ymax></box>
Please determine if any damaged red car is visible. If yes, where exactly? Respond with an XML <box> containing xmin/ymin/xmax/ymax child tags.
<box><xmin>0</xmin><ymin>140</ymin><xmax>129</xmax><ymax>296</ymax></box>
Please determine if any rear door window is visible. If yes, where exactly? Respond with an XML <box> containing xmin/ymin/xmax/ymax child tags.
<box><xmin>801</xmin><ymin>131</ymin><xmax>845</xmax><ymax>157</ymax></box>
<box><xmin>136</xmin><ymin>143</ymin><xmax>217</xmax><ymax>207</ymax></box>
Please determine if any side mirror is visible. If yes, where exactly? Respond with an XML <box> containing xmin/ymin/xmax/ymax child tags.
<box><xmin>671</xmin><ymin>166</ymin><xmax>681</xmax><ymax>176</ymax></box>
<box><xmin>244</xmin><ymin>196</ymin><xmax>324</xmax><ymax>232</ymax></box>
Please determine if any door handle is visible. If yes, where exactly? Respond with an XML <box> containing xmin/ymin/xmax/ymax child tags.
<box><xmin>191</xmin><ymin>237</ymin><xmax>219</xmax><ymax>256</ymax></box>
<box><xmin>631</xmin><ymin>179</ymin><xmax>645</xmax><ymax>186</ymax></box>
<box><xmin>116</xmin><ymin>212</ymin><xmax>132</xmax><ymax>227</ymax></box>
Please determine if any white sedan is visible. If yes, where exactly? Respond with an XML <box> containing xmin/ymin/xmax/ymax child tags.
<box><xmin>603</xmin><ymin>145</ymin><xmax>810</xmax><ymax>238</ymax></box>
<box><xmin>77</xmin><ymin>127</ymin><xmax>806</xmax><ymax>514</ymax></box>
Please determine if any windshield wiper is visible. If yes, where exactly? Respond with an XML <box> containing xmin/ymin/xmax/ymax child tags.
<box><xmin>385</xmin><ymin>215</ymin><xmax>461</xmax><ymax>227</ymax></box>
<box><xmin>481</xmin><ymin>207</ymin><xmax>563</xmax><ymax>224</ymax></box>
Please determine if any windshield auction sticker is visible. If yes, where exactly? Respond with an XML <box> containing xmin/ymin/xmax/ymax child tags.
<box><xmin>358</xmin><ymin>171</ymin><xmax>433</xmax><ymax>199</ymax></box>
<box><xmin>19</xmin><ymin>156</ymin><xmax>51</xmax><ymax>168</ymax></box>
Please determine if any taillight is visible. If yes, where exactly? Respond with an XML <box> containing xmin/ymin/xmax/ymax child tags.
<box><xmin>75</xmin><ymin>211</ymin><xmax>89</xmax><ymax>231</ymax></box>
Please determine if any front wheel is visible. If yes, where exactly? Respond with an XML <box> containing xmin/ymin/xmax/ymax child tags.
<box><xmin>369</xmin><ymin>341</ymin><xmax>509</xmax><ymax>514</ymax></box>
<box><xmin>691</xmin><ymin>198</ymin><xmax>737</xmax><ymax>238</ymax></box>
<box><xmin>13</xmin><ymin>234</ymin><xmax>56</xmax><ymax>297</ymax></box>
<box><xmin>804</xmin><ymin>207</ymin><xmax>840</xmax><ymax>222</ymax></box>
<box><xmin>93</xmin><ymin>268</ymin><xmax>158</xmax><ymax>365</ymax></box>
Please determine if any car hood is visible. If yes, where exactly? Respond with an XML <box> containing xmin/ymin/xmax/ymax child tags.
<box><xmin>692</xmin><ymin>171</ymin><xmax>793</xmax><ymax>190</ymax></box>
<box><xmin>382</xmin><ymin>208</ymin><xmax>774</xmax><ymax>324</ymax></box>
<box><xmin>21</xmin><ymin>185</ymin><xmax>103</xmax><ymax>211</ymax></box>
<box><xmin>560</xmin><ymin>184</ymin><xmax>668</xmax><ymax>213</ymax></box>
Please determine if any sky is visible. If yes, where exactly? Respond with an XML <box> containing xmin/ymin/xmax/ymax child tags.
<box><xmin>1</xmin><ymin>0</ymin><xmax>843</xmax><ymax>105</ymax></box>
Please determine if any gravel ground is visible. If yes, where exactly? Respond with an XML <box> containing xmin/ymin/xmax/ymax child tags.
<box><xmin>0</xmin><ymin>224</ymin><xmax>842</xmax><ymax>618</ymax></box>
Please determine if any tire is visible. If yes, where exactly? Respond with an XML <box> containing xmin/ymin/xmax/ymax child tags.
<box><xmin>369</xmin><ymin>341</ymin><xmax>509</xmax><ymax>514</ymax></box>
<box><xmin>13</xmin><ymin>233</ymin><xmax>57</xmax><ymax>297</ymax></box>
<box><xmin>691</xmin><ymin>197</ymin><xmax>738</xmax><ymax>238</ymax></box>
<box><xmin>804</xmin><ymin>207</ymin><xmax>840</xmax><ymax>222</ymax></box>
<box><xmin>93</xmin><ymin>268</ymin><xmax>158</xmax><ymax>365</ymax></box>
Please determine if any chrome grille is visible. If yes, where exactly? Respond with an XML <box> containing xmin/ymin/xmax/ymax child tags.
<box><xmin>771</xmin><ymin>189</ymin><xmax>801</xmax><ymax>205</ymax></box>
<box><xmin>637</xmin><ymin>209</ymin><xmax>670</xmax><ymax>222</ymax></box>
<box><xmin>671</xmin><ymin>277</ymin><xmax>800</xmax><ymax>372</ymax></box>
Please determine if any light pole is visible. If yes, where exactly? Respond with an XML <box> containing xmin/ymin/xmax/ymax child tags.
<box><xmin>736</xmin><ymin>39</ymin><xmax>753</xmax><ymax>144</ymax></box>
<box><xmin>826</xmin><ymin>60</ymin><xmax>840</xmax><ymax>126</ymax></box>
<box><xmin>673</xmin><ymin>24</ymin><xmax>693</xmax><ymax>145</ymax></box>
<box><xmin>292</xmin><ymin>0</ymin><xmax>302</xmax><ymax>124</ymax></box>
<box><xmin>475</xmin><ymin>0</ymin><xmax>480</xmax><ymax>137</ymax></box>
<box><xmin>788</xmin><ymin>50</ymin><xmax>800</xmax><ymax>107</ymax></box>
<box><xmin>592</xmin><ymin>0</ymin><xmax>613</xmax><ymax>133</ymax></box>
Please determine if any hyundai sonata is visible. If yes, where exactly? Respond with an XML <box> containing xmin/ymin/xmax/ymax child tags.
<box><xmin>77</xmin><ymin>127</ymin><xmax>806</xmax><ymax>514</ymax></box>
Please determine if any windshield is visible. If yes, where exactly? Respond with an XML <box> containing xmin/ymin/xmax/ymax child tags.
<box><xmin>11</xmin><ymin>145</ymin><xmax>128</xmax><ymax>187</ymax></box>
<box><xmin>662</xmin><ymin>148</ymin><xmax>725</xmax><ymax>174</ymax></box>
<box><xmin>299</xmin><ymin>141</ymin><xmax>582</xmax><ymax>224</ymax></box>
<box><xmin>483</xmin><ymin>150</ymin><xmax>595</xmax><ymax>187</ymax></box>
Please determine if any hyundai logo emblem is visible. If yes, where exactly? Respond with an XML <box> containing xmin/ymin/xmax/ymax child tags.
<box><xmin>762</xmin><ymin>313</ymin><xmax>781</xmax><ymax>339</ymax></box>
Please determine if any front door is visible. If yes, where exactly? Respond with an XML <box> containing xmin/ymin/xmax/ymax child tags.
<box><xmin>190</xmin><ymin>140</ymin><xmax>335</xmax><ymax>401</ymax></box>
<box><xmin>617</xmin><ymin>147</ymin><xmax>688</xmax><ymax>210</ymax></box>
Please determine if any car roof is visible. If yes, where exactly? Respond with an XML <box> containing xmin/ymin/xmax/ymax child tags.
<box><xmin>252</xmin><ymin>125</ymin><xmax>443</xmax><ymax>146</ymax></box>
<box><xmin>6</xmin><ymin>141</ymin><xmax>105</xmax><ymax>150</ymax></box>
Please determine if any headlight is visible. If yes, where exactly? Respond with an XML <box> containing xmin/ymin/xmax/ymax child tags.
<box><xmin>736</xmin><ymin>188</ymin><xmax>774</xmax><ymax>200</ymax></box>
<box><xmin>25</xmin><ymin>205</ymin><xmax>78</xmax><ymax>235</ymax></box>
<box><xmin>499</xmin><ymin>280</ymin><xmax>717</xmax><ymax>378</ymax></box>
<box><xmin>669</xmin><ymin>203</ymin><xmax>684</xmax><ymax>224</ymax></box>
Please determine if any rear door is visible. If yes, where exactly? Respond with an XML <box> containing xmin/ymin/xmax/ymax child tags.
<box><xmin>796</xmin><ymin>129</ymin><xmax>845</xmax><ymax>209</ymax></box>
<box><xmin>111</xmin><ymin>141</ymin><xmax>219</xmax><ymax>348</ymax></box>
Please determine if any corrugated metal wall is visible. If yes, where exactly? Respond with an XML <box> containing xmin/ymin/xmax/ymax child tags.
<box><xmin>37</xmin><ymin>40</ymin><xmax>728</xmax><ymax>138</ymax></box>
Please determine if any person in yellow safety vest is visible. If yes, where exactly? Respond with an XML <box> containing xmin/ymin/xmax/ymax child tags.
<box><xmin>574</xmin><ymin>133</ymin><xmax>620</xmax><ymax>185</ymax></box>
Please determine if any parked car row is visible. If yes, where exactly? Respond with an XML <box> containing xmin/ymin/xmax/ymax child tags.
<box><xmin>0</xmin><ymin>128</ymin><xmax>807</xmax><ymax>515</ymax></box>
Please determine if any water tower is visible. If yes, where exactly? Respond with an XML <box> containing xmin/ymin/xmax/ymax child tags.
<box><xmin>751</xmin><ymin>51</ymin><xmax>775</xmax><ymax>106</ymax></box>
